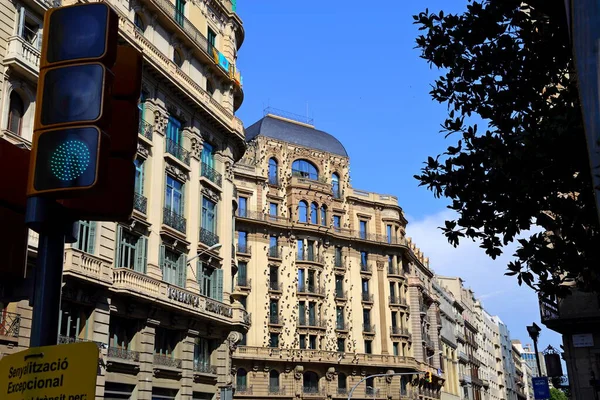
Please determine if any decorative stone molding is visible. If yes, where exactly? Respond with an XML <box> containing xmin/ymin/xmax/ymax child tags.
<box><xmin>137</xmin><ymin>142</ymin><xmax>150</xmax><ymax>158</ymax></box>
<box><xmin>202</xmin><ymin>186</ymin><xmax>221</xmax><ymax>203</ymax></box>
<box><xmin>325</xmin><ymin>367</ymin><xmax>336</xmax><ymax>381</ymax></box>
<box><xmin>225</xmin><ymin>161</ymin><xmax>234</xmax><ymax>182</ymax></box>
<box><xmin>227</xmin><ymin>331</ymin><xmax>243</xmax><ymax>353</ymax></box>
<box><xmin>153</xmin><ymin>110</ymin><xmax>167</xmax><ymax>135</ymax></box>
<box><xmin>294</xmin><ymin>365</ymin><xmax>304</xmax><ymax>380</ymax></box>
<box><xmin>191</xmin><ymin>136</ymin><xmax>203</xmax><ymax>159</ymax></box>
<box><xmin>166</xmin><ymin>163</ymin><xmax>188</xmax><ymax>182</ymax></box>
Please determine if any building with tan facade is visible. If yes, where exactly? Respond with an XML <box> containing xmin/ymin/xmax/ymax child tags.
<box><xmin>230</xmin><ymin>111</ymin><xmax>445</xmax><ymax>400</ymax></box>
<box><xmin>0</xmin><ymin>0</ymin><xmax>249</xmax><ymax>399</ymax></box>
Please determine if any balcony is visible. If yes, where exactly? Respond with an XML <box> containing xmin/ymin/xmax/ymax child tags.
<box><xmin>63</xmin><ymin>247</ymin><xmax>112</xmax><ymax>286</ymax></box>
<box><xmin>154</xmin><ymin>354</ymin><xmax>182</xmax><ymax>369</ymax></box>
<box><xmin>268</xmin><ymin>175</ymin><xmax>280</xmax><ymax>187</ymax></box>
<box><xmin>389</xmin><ymin>295</ymin><xmax>407</xmax><ymax>306</ymax></box>
<box><xmin>361</xmin><ymin>292</ymin><xmax>374</xmax><ymax>303</ymax></box>
<box><xmin>360</xmin><ymin>263</ymin><xmax>372</xmax><ymax>274</ymax></box>
<box><xmin>335</xmin><ymin>321</ymin><xmax>349</xmax><ymax>332</ymax></box>
<box><xmin>457</xmin><ymin>332</ymin><xmax>466</xmax><ymax>343</ymax></box>
<box><xmin>138</xmin><ymin>119</ymin><xmax>153</xmax><ymax>141</ymax></box>
<box><xmin>163</xmin><ymin>208</ymin><xmax>186</xmax><ymax>233</ymax></box>
<box><xmin>363</xmin><ymin>324</ymin><xmax>376</xmax><ymax>334</ymax></box>
<box><xmin>297</xmin><ymin>252</ymin><xmax>325</xmax><ymax>264</ymax></box>
<box><xmin>268</xmin><ymin>386</ymin><xmax>286</xmax><ymax>395</ymax></box>
<box><xmin>200</xmin><ymin>227</ymin><xmax>219</xmax><ymax>247</ymax></box>
<box><xmin>235</xmin><ymin>385</ymin><xmax>253</xmax><ymax>395</ymax></box>
<box><xmin>107</xmin><ymin>347</ymin><xmax>140</xmax><ymax>364</ymax></box>
<box><xmin>268</xmin><ymin>280</ymin><xmax>283</xmax><ymax>292</ymax></box>
<box><xmin>387</xmin><ymin>266</ymin><xmax>403</xmax><ymax>277</ymax></box>
<box><xmin>366</xmin><ymin>388</ymin><xmax>381</xmax><ymax>398</ymax></box>
<box><xmin>334</xmin><ymin>258</ymin><xmax>345</xmax><ymax>270</ymax></box>
<box><xmin>236</xmin><ymin>243</ymin><xmax>251</xmax><ymax>255</ymax></box>
<box><xmin>269</xmin><ymin>315</ymin><xmax>282</xmax><ymax>325</ymax></box>
<box><xmin>0</xmin><ymin>311</ymin><xmax>20</xmax><ymax>341</ymax></box>
<box><xmin>236</xmin><ymin>277</ymin><xmax>251</xmax><ymax>289</ymax></box>
<box><xmin>201</xmin><ymin>162</ymin><xmax>222</xmax><ymax>186</ymax></box>
<box><xmin>298</xmin><ymin>317</ymin><xmax>327</xmax><ymax>329</ymax></box>
<box><xmin>268</xmin><ymin>246</ymin><xmax>281</xmax><ymax>259</ymax></box>
<box><xmin>335</xmin><ymin>290</ymin><xmax>347</xmax><ymax>301</ymax></box>
<box><xmin>298</xmin><ymin>284</ymin><xmax>326</xmax><ymax>296</ymax></box>
<box><xmin>133</xmin><ymin>192</ymin><xmax>147</xmax><ymax>214</ymax></box>
<box><xmin>390</xmin><ymin>326</ymin><xmax>410</xmax><ymax>337</ymax></box>
<box><xmin>165</xmin><ymin>137</ymin><xmax>191</xmax><ymax>166</ymax></box>
<box><xmin>458</xmin><ymin>351</ymin><xmax>469</xmax><ymax>362</ymax></box>
<box><xmin>303</xmin><ymin>387</ymin><xmax>326</xmax><ymax>396</ymax></box>
<box><xmin>193</xmin><ymin>361</ymin><xmax>217</xmax><ymax>375</ymax></box>
<box><xmin>5</xmin><ymin>36</ymin><xmax>40</xmax><ymax>81</ymax></box>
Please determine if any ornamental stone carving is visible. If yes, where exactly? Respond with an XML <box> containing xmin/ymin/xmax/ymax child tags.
<box><xmin>225</xmin><ymin>161</ymin><xmax>234</xmax><ymax>182</ymax></box>
<box><xmin>137</xmin><ymin>142</ymin><xmax>150</xmax><ymax>159</ymax></box>
<box><xmin>227</xmin><ymin>331</ymin><xmax>243</xmax><ymax>353</ymax></box>
<box><xmin>294</xmin><ymin>365</ymin><xmax>304</xmax><ymax>380</ymax></box>
<box><xmin>153</xmin><ymin>110</ymin><xmax>167</xmax><ymax>135</ymax></box>
<box><xmin>166</xmin><ymin>163</ymin><xmax>188</xmax><ymax>182</ymax></box>
<box><xmin>201</xmin><ymin>187</ymin><xmax>220</xmax><ymax>203</ymax></box>
<box><xmin>191</xmin><ymin>137</ymin><xmax>203</xmax><ymax>159</ymax></box>
<box><xmin>325</xmin><ymin>367</ymin><xmax>336</xmax><ymax>381</ymax></box>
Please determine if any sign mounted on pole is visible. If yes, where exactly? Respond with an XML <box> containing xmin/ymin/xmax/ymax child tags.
<box><xmin>532</xmin><ymin>377</ymin><xmax>550</xmax><ymax>400</ymax></box>
<box><xmin>0</xmin><ymin>341</ymin><xmax>98</xmax><ymax>400</ymax></box>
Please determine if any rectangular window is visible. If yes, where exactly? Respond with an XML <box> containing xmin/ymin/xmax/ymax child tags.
<box><xmin>335</xmin><ymin>246</ymin><xmax>342</xmax><ymax>267</ymax></box>
<box><xmin>161</xmin><ymin>246</ymin><xmax>186</xmax><ymax>287</ymax></box>
<box><xmin>337</xmin><ymin>338</ymin><xmax>345</xmax><ymax>352</ymax></box>
<box><xmin>175</xmin><ymin>0</ymin><xmax>185</xmax><ymax>25</ymax></box>
<box><xmin>298</xmin><ymin>269</ymin><xmax>305</xmax><ymax>292</ymax></box>
<box><xmin>269</xmin><ymin>265</ymin><xmax>279</xmax><ymax>288</ymax></box>
<box><xmin>116</xmin><ymin>226</ymin><xmax>148</xmax><ymax>273</ymax></box>
<box><xmin>362</xmin><ymin>279</ymin><xmax>369</xmax><ymax>295</ymax></box>
<box><xmin>307</xmin><ymin>270</ymin><xmax>315</xmax><ymax>292</ymax></box>
<box><xmin>336</xmin><ymin>306</ymin><xmax>344</xmax><ymax>329</ymax></box>
<box><xmin>299</xmin><ymin>334</ymin><xmax>306</xmax><ymax>349</ymax></box>
<box><xmin>360</xmin><ymin>251</ymin><xmax>368</xmax><ymax>267</ymax></box>
<box><xmin>202</xmin><ymin>142</ymin><xmax>215</xmax><ymax>168</ymax></box>
<box><xmin>335</xmin><ymin>275</ymin><xmax>343</xmax><ymax>298</ymax></box>
<box><xmin>238</xmin><ymin>197</ymin><xmax>247</xmax><ymax>217</ymax></box>
<box><xmin>238</xmin><ymin>231</ymin><xmax>247</xmax><ymax>253</ymax></box>
<box><xmin>165</xmin><ymin>175</ymin><xmax>184</xmax><ymax>215</ymax></box>
<box><xmin>196</xmin><ymin>263</ymin><xmax>223</xmax><ymax>301</ymax></box>
<box><xmin>391</xmin><ymin>311</ymin><xmax>398</xmax><ymax>328</ymax></box>
<box><xmin>269</xmin><ymin>202</ymin><xmax>278</xmax><ymax>217</ymax></box>
<box><xmin>359</xmin><ymin>220</ymin><xmax>367</xmax><ymax>239</ymax></box>
<box><xmin>269</xmin><ymin>333</ymin><xmax>279</xmax><ymax>348</ymax></box>
<box><xmin>166</xmin><ymin>115</ymin><xmax>182</xmax><ymax>144</ymax></box>
<box><xmin>308</xmin><ymin>302</ymin><xmax>316</xmax><ymax>326</ymax></box>
<box><xmin>333</xmin><ymin>215</ymin><xmax>341</xmax><ymax>230</ymax></box>
<box><xmin>386</xmin><ymin>225</ymin><xmax>393</xmax><ymax>243</ymax></box>
<box><xmin>364</xmin><ymin>340</ymin><xmax>372</xmax><ymax>354</ymax></box>
<box><xmin>201</xmin><ymin>197</ymin><xmax>217</xmax><ymax>233</ymax></box>
<box><xmin>237</xmin><ymin>261</ymin><xmax>247</xmax><ymax>287</ymax></box>
<box><xmin>307</xmin><ymin>240</ymin><xmax>315</xmax><ymax>261</ymax></box>
<box><xmin>60</xmin><ymin>305</ymin><xmax>89</xmax><ymax>341</ymax></box>
<box><xmin>309</xmin><ymin>335</ymin><xmax>317</xmax><ymax>350</ymax></box>
<box><xmin>194</xmin><ymin>337</ymin><xmax>213</xmax><ymax>369</ymax></box>
<box><xmin>298</xmin><ymin>301</ymin><xmax>306</xmax><ymax>325</ymax></box>
<box><xmin>393</xmin><ymin>342</ymin><xmax>399</xmax><ymax>356</ymax></box>
<box><xmin>208</xmin><ymin>28</ymin><xmax>216</xmax><ymax>48</ymax></box>
<box><xmin>297</xmin><ymin>240</ymin><xmax>304</xmax><ymax>260</ymax></box>
<box><xmin>154</xmin><ymin>327</ymin><xmax>177</xmax><ymax>356</ymax></box>
<box><xmin>389</xmin><ymin>282</ymin><xmax>396</xmax><ymax>299</ymax></box>
<box><xmin>363</xmin><ymin>309</ymin><xmax>371</xmax><ymax>325</ymax></box>
<box><xmin>134</xmin><ymin>158</ymin><xmax>144</xmax><ymax>195</ymax></box>
<box><xmin>270</xmin><ymin>299</ymin><xmax>279</xmax><ymax>318</ymax></box>
<box><xmin>74</xmin><ymin>220</ymin><xmax>96</xmax><ymax>254</ymax></box>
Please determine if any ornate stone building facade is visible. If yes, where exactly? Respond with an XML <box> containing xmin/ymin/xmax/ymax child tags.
<box><xmin>0</xmin><ymin>0</ymin><xmax>249</xmax><ymax>399</ymax></box>
<box><xmin>230</xmin><ymin>111</ymin><xmax>444</xmax><ymax>400</ymax></box>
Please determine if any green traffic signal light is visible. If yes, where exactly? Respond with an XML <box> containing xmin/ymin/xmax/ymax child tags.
<box><xmin>33</xmin><ymin>127</ymin><xmax>102</xmax><ymax>192</ymax></box>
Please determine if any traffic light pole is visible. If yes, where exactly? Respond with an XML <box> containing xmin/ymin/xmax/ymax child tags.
<box><xmin>26</xmin><ymin>196</ymin><xmax>76</xmax><ymax>347</ymax></box>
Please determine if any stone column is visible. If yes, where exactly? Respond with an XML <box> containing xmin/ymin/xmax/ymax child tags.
<box><xmin>137</xmin><ymin>319</ymin><xmax>159</xmax><ymax>400</ymax></box>
<box><xmin>376</xmin><ymin>261</ymin><xmax>388</xmax><ymax>355</ymax></box>
<box><xmin>180</xmin><ymin>329</ymin><xmax>198</xmax><ymax>399</ymax></box>
<box><xmin>408</xmin><ymin>278</ymin><xmax>424</xmax><ymax>362</ymax></box>
<box><xmin>94</xmin><ymin>295</ymin><xmax>111</xmax><ymax>399</ymax></box>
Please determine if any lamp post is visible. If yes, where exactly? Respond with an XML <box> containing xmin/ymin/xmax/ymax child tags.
<box><xmin>347</xmin><ymin>372</ymin><xmax>425</xmax><ymax>400</ymax></box>
<box><xmin>526</xmin><ymin>322</ymin><xmax>543</xmax><ymax>377</ymax></box>
<box><xmin>187</xmin><ymin>243</ymin><xmax>222</xmax><ymax>265</ymax></box>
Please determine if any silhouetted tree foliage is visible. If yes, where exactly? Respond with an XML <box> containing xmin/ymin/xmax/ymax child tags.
<box><xmin>550</xmin><ymin>388</ymin><xmax>568</xmax><ymax>400</ymax></box>
<box><xmin>413</xmin><ymin>0</ymin><xmax>600</xmax><ymax>296</ymax></box>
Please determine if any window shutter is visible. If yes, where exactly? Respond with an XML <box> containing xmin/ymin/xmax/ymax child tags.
<box><xmin>215</xmin><ymin>269</ymin><xmax>223</xmax><ymax>302</ymax></box>
<box><xmin>136</xmin><ymin>236</ymin><xmax>148</xmax><ymax>273</ymax></box>
<box><xmin>115</xmin><ymin>225</ymin><xmax>123</xmax><ymax>268</ymax></box>
<box><xmin>178</xmin><ymin>253</ymin><xmax>187</xmax><ymax>287</ymax></box>
<box><xmin>87</xmin><ymin>222</ymin><xmax>97</xmax><ymax>254</ymax></box>
<box><xmin>159</xmin><ymin>244</ymin><xmax>166</xmax><ymax>275</ymax></box>
<box><xmin>73</xmin><ymin>220</ymin><xmax>82</xmax><ymax>250</ymax></box>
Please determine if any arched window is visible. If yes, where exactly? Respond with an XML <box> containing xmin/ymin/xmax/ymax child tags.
<box><xmin>332</xmin><ymin>173</ymin><xmax>340</xmax><ymax>198</ymax></box>
<box><xmin>338</xmin><ymin>373</ymin><xmax>347</xmax><ymax>394</ymax></box>
<box><xmin>303</xmin><ymin>371</ymin><xmax>319</xmax><ymax>393</ymax></box>
<box><xmin>134</xmin><ymin>13</ymin><xmax>146</xmax><ymax>32</ymax></box>
<box><xmin>173</xmin><ymin>49</ymin><xmax>183</xmax><ymax>68</ymax></box>
<box><xmin>207</xmin><ymin>79</ymin><xmax>216</xmax><ymax>97</ymax></box>
<box><xmin>292</xmin><ymin>159</ymin><xmax>318</xmax><ymax>180</ymax></box>
<box><xmin>269</xmin><ymin>370</ymin><xmax>280</xmax><ymax>391</ymax></box>
<box><xmin>365</xmin><ymin>377</ymin><xmax>375</xmax><ymax>396</ymax></box>
<box><xmin>320</xmin><ymin>205</ymin><xmax>327</xmax><ymax>226</ymax></box>
<box><xmin>310</xmin><ymin>202</ymin><xmax>318</xmax><ymax>224</ymax></box>
<box><xmin>298</xmin><ymin>201</ymin><xmax>308</xmax><ymax>223</ymax></box>
<box><xmin>236</xmin><ymin>368</ymin><xmax>247</xmax><ymax>389</ymax></box>
<box><xmin>7</xmin><ymin>91</ymin><xmax>24</xmax><ymax>135</ymax></box>
<box><xmin>268</xmin><ymin>158</ymin><xmax>278</xmax><ymax>185</ymax></box>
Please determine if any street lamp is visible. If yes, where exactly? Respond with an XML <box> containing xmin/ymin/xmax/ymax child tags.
<box><xmin>426</xmin><ymin>351</ymin><xmax>442</xmax><ymax>362</ymax></box>
<box><xmin>526</xmin><ymin>322</ymin><xmax>543</xmax><ymax>377</ymax></box>
<box><xmin>347</xmin><ymin>372</ymin><xmax>424</xmax><ymax>400</ymax></box>
<box><xmin>187</xmin><ymin>243</ymin><xmax>222</xmax><ymax>265</ymax></box>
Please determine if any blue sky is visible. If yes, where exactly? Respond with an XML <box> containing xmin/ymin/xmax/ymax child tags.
<box><xmin>235</xmin><ymin>1</ymin><xmax>563</xmax><ymax>353</ymax></box>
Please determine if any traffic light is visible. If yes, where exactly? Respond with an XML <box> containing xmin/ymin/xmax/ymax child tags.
<box><xmin>425</xmin><ymin>372</ymin><xmax>432</xmax><ymax>383</ymax></box>
<box><xmin>27</xmin><ymin>3</ymin><xmax>118</xmax><ymax>197</ymax></box>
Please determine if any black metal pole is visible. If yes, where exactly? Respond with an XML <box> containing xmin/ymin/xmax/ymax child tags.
<box><xmin>532</xmin><ymin>337</ymin><xmax>543</xmax><ymax>378</ymax></box>
<box><xmin>29</xmin><ymin>230</ymin><xmax>65</xmax><ymax>347</ymax></box>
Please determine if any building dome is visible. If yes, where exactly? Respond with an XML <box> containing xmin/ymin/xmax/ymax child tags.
<box><xmin>245</xmin><ymin>114</ymin><xmax>348</xmax><ymax>157</ymax></box>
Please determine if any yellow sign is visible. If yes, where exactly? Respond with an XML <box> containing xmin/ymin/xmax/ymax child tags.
<box><xmin>0</xmin><ymin>341</ymin><xmax>98</xmax><ymax>400</ymax></box>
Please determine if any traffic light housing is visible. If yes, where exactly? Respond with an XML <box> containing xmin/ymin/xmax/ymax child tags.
<box><xmin>27</xmin><ymin>3</ymin><xmax>118</xmax><ymax>197</ymax></box>
<box><xmin>425</xmin><ymin>372</ymin><xmax>432</xmax><ymax>383</ymax></box>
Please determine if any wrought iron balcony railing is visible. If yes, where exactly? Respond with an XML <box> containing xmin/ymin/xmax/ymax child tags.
<box><xmin>268</xmin><ymin>385</ymin><xmax>286</xmax><ymax>395</ymax></box>
<box><xmin>236</xmin><ymin>243</ymin><xmax>251</xmax><ymax>254</ymax></box>
<box><xmin>366</xmin><ymin>388</ymin><xmax>380</xmax><ymax>397</ymax></box>
<box><xmin>296</xmin><ymin>252</ymin><xmax>324</xmax><ymax>263</ymax></box>
<box><xmin>291</xmin><ymin>170</ymin><xmax>329</xmax><ymax>184</ymax></box>
<box><xmin>165</xmin><ymin>137</ymin><xmax>191</xmax><ymax>165</ymax></box>
<box><xmin>268</xmin><ymin>175</ymin><xmax>280</xmax><ymax>186</ymax></box>
<box><xmin>201</xmin><ymin>162</ymin><xmax>222</xmax><ymax>186</ymax></box>
<box><xmin>134</xmin><ymin>192</ymin><xmax>147</xmax><ymax>214</ymax></box>
<box><xmin>360</xmin><ymin>263</ymin><xmax>372</xmax><ymax>273</ymax></box>
<box><xmin>153</xmin><ymin>354</ymin><xmax>182</xmax><ymax>369</ymax></box>
<box><xmin>302</xmin><ymin>386</ymin><xmax>325</xmax><ymax>395</ymax></box>
<box><xmin>0</xmin><ymin>311</ymin><xmax>20</xmax><ymax>338</ymax></box>
<box><xmin>235</xmin><ymin>385</ymin><xmax>253</xmax><ymax>395</ymax></box>
<box><xmin>335</xmin><ymin>290</ymin><xmax>347</xmax><ymax>300</ymax></box>
<box><xmin>139</xmin><ymin>119</ymin><xmax>153</xmax><ymax>141</ymax></box>
<box><xmin>193</xmin><ymin>361</ymin><xmax>217</xmax><ymax>374</ymax></box>
<box><xmin>297</xmin><ymin>284</ymin><xmax>326</xmax><ymax>296</ymax></box>
<box><xmin>237</xmin><ymin>277</ymin><xmax>251</xmax><ymax>288</ymax></box>
<box><xmin>163</xmin><ymin>208</ymin><xmax>186</xmax><ymax>233</ymax></box>
<box><xmin>390</xmin><ymin>326</ymin><xmax>409</xmax><ymax>336</ymax></box>
<box><xmin>388</xmin><ymin>266</ymin><xmax>403</xmax><ymax>276</ymax></box>
<box><xmin>269</xmin><ymin>315</ymin><xmax>281</xmax><ymax>325</ymax></box>
<box><xmin>337</xmin><ymin>388</ymin><xmax>348</xmax><ymax>396</ymax></box>
<box><xmin>199</xmin><ymin>227</ymin><xmax>219</xmax><ymax>247</ymax></box>
<box><xmin>361</xmin><ymin>292</ymin><xmax>374</xmax><ymax>303</ymax></box>
<box><xmin>108</xmin><ymin>347</ymin><xmax>140</xmax><ymax>362</ymax></box>
<box><xmin>298</xmin><ymin>317</ymin><xmax>326</xmax><ymax>328</ymax></box>
<box><xmin>269</xmin><ymin>281</ymin><xmax>283</xmax><ymax>292</ymax></box>
<box><xmin>335</xmin><ymin>321</ymin><xmax>349</xmax><ymax>331</ymax></box>
<box><xmin>268</xmin><ymin>246</ymin><xmax>281</xmax><ymax>258</ymax></box>
<box><xmin>363</xmin><ymin>324</ymin><xmax>375</xmax><ymax>333</ymax></box>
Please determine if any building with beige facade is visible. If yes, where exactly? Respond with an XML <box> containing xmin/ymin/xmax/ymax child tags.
<box><xmin>0</xmin><ymin>0</ymin><xmax>250</xmax><ymax>399</ymax></box>
<box><xmin>511</xmin><ymin>342</ymin><xmax>527</xmax><ymax>400</ymax></box>
<box><xmin>230</xmin><ymin>111</ymin><xmax>445</xmax><ymax>400</ymax></box>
